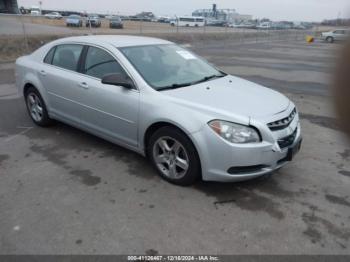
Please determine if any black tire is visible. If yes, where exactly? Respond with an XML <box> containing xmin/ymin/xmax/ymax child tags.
<box><xmin>326</xmin><ymin>36</ymin><xmax>334</xmax><ymax>43</ymax></box>
<box><xmin>147</xmin><ymin>126</ymin><xmax>201</xmax><ymax>186</ymax></box>
<box><xmin>25</xmin><ymin>87</ymin><xmax>53</xmax><ymax>127</ymax></box>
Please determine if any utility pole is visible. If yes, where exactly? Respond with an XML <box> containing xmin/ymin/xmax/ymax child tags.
<box><xmin>337</xmin><ymin>11</ymin><xmax>342</xmax><ymax>26</ymax></box>
<box><xmin>39</xmin><ymin>1</ymin><xmax>42</xmax><ymax>15</ymax></box>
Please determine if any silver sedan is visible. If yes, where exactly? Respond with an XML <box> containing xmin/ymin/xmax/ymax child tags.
<box><xmin>15</xmin><ymin>35</ymin><xmax>302</xmax><ymax>185</ymax></box>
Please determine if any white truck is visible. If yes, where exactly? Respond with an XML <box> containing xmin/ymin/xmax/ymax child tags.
<box><xmin>30</xmin><ymin>6</ymin><xmax>41</xmax><ymax>16</ymax></box>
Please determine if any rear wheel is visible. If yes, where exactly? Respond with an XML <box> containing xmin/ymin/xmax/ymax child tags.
<box><xmin>25</xmin><ymin>87</ymin><xmax>53</xmax><ymax>127</ymax></box>
<box><xmin>147</xmin><ymin>127</ymin><xmax>201</xmax><ymax>186</ymax></box>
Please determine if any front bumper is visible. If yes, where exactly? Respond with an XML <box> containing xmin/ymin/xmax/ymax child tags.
<box><xmin>190</xmin><ymin>112</ymin><xmax>302</xmax><ymax>182</ymax></box>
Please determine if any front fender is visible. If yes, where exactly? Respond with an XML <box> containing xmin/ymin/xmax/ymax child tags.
<box><xmin>138</xmin><ymin>95</ymin><xmax>209</xmax><ymax>152</ymax></box>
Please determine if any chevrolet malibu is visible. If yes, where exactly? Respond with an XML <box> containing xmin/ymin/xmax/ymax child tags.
<box><xmin>15</xmin><ymin>35</ymin><xmax>302</xmax><ymax>186</ymax></box>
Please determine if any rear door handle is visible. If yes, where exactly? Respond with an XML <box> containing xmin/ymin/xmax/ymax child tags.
<box><xmin>39</xmin><ymin>70</ymin><xmax>47</xmax><ymax>76</ymax></box>
<box><xmin>78</xmin><ymin>82</ymin><xmax>89</xmax><ymax>90</ymax></box>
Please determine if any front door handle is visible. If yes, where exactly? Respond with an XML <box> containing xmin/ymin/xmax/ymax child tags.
<box><xmin>78</xmin><ymin>82</ymin><xmax>89</xmax><ymax>90</ymax></box>
<box><xmin>39</xmin><ymin>70</ymin><xmax>47</xmax><ymax>76</ymax></box>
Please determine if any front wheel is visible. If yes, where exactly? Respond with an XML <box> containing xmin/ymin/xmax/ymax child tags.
<box><xmin>147</xmin><ymin>127</ymin><xmax>201</xmax><ymax>186</ymax></box>
<box><xmin>326</xmin><ymin>36</ymin><xmax>334</xmax><ymax>43</ymax></box>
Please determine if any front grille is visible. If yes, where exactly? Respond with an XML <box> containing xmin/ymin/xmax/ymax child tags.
<box><xmin>268</xmin><ymin>108</ymin><xmax>297</xmax><ymax>131</ymax></box>
<box><xmin>278</xmin><ymin>128</ymin><xmax>298</xmax><ymax>149</ymax></box>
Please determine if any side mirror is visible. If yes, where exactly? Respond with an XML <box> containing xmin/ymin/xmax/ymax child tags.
<box><xmin>101</xmin><ymin>73</ymin><xmax>134</xmax><ymax>89</ymax></box>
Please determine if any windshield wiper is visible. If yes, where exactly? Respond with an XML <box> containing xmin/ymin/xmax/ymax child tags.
<box><xmin>157</xmin><ymin>73</ymin><xmax>226</xmax><ymax>91</ymax></box>
<box><xmin>157</xmin><ymin>82</ymin><xmax>193</xmax><ymax>91</ymax></box>
<box><xmin>191</xmin><ymin>73</ymin><xmax>226</xmax><ymax>85</ymax></box>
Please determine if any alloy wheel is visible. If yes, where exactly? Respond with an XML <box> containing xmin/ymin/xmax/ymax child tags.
<box><xmin>152</xmin><ymin>136</ymin><xmax>189</xmax><ymax>179</ymax></box>
<box><xmin>27</xmin><ymin>92</ymin><xmax>43</xmax><ymax>122</ymax></box>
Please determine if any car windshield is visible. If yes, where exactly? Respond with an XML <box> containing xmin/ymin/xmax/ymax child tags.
<box><xmin>69</xmin><ymin>15</ymin><xmax>79</xmax><ymax>18</ymax></box>
<box><xmin>120</xmin><ymin>44</ymin><xmax>225</xmax><ymax>90</ymax></box>
<box><xmin>111</xmin><ymin>17</ymin><xmax>121</xmax><ymax>21</ymax></box>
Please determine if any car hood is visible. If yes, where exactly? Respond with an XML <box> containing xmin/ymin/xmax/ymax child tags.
<box><xmin>162</xmin><ymin>75</ymin><xmax>290</xmax><ymax>122</ymax></box>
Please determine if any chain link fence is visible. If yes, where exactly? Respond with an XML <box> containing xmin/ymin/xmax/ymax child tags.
<box><xmin>0</xmin><ymin>13</ymin><xmax>321</xmax><ymax>62</ymax></box>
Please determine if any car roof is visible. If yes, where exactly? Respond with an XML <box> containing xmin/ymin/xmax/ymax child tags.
<box><xmin>53</xmin><ymin>35</ymin><xmax>173</xmax><ymax>48</ymax></box>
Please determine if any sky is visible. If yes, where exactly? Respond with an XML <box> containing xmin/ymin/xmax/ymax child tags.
<box><xmin>18</xmin><ymin>0</ymin><xmax>350</xmax><ymax>22</ymax></box>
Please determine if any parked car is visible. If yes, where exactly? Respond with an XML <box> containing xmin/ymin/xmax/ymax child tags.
<box><xmin>45</xmin><ymin>12</ymin><xmax>62</xmax><ymax>19</ymax></box>
<box><xmin>321</xmin><ymin>29</ymin><xmax>350</xmax><ymax>43</ymax></box>
<box><xmin>293</xmin><ymin>22</ymin><xmax>313</xmax><ymax>30</ymax></box>
<box><xmin>86</xmin><ymin>15</ymin><xmax>101</xmax><ymax>28</ymax></box>
<box><xmin>271</xmin><ymin>22</ymin><xmax>292</xmax><ymax>30</ymax></box>
<box><xmin>157</xmin><ymin>16</ymin><xmax>171</xmax><ymax>23</ymax></box>
<box><xmin>229</xmin><ymin>22</ymin><xmax>256</xmax><ymax>29</ymax></box>
<box><xmin>206</xmin><ymin>20</ymin><xmax>227</xmax><ymax>27</ymax></box>
<box><xmin>66</xmin><ymin>15</ymin><xmax>83</xmax><ymax>27</ymax></box>
<box><xmin>15</xmin><ymin>35</ymin><xmax>302</xmax><ymax>186</ymax></box>
<box><xmin>229</xmin><ymin>23</ymin><xmax>241</xmax><ymax>28</ymax></box>
<box><xmin>257</xmin><ymin>22</ymin><xmax>272</xmax><ymax>30</ymax></box>
<box><xmin>241</xmin><ymin>23</ymin><xmax>257</xmax><ymax>29</ymax></box>
<box><xmin>109</xmin><ymin>16</ymin><xmax>123</xmax><ymax>29</ymax></box>
<box><xmin>293</xmin><ymin>24</ymin><xmax>307</xmax><ymax>30</ymax></box>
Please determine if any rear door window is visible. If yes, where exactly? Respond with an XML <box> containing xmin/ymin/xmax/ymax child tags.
<box><xmin>52</xmin><ymin>44</ymin><xmax>83</xmax><ymax>71</ymax></box>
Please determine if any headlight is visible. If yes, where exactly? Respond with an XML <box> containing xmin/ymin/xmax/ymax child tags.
<box><xmin>208</xmin><ymin>120</ymin><xmax>261</xmax><ymax>143</ymax></box>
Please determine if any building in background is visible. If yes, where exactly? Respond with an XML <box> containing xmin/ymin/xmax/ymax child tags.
<box><xmin>0</xmin><ymin>0</ymin><xmax>19</xmax><ymax>13</ymax></box>
<box><xmin>192</xmin><ymin>4</ymin><xmax>252</xmax><ymax>24</ymax></box>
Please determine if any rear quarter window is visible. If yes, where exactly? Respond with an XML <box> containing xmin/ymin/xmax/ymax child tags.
<box><xmin>44</xmin><ymin>46</ymin><xmax>56</xmax><ymax>64</ymax></box>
